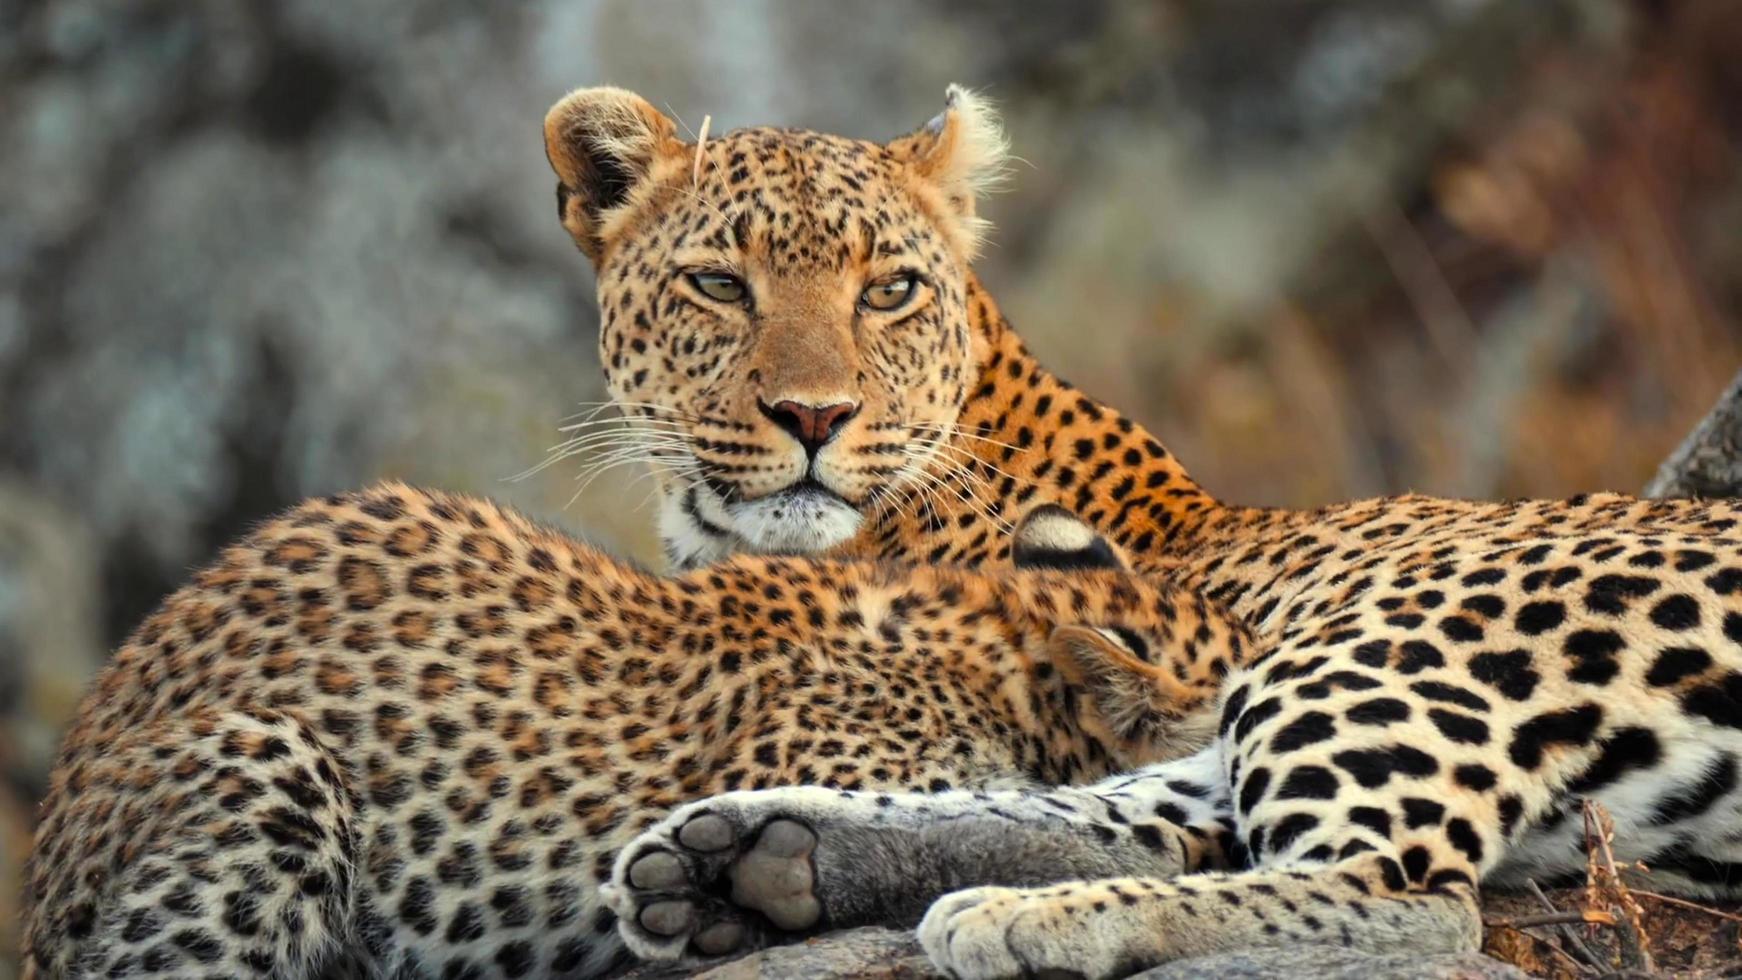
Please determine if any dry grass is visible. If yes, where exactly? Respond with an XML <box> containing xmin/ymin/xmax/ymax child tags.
<box><xmin>1483</xmin><ymin>802</ymin><xmax>1742</xmax><ymax>978</ymax></box>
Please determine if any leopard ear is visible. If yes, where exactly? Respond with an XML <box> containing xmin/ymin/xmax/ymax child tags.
<box><xmin>544</xmin><ymin>87</ymin><xmax>687</xmax><ymax>262</ymax></box>
<box><xmin>1048</xmin><ymin>625</ymin><xmax>1184</xmax><ymax>744</ymax></box>
<box><xmin>1011</xmin><ymin>504</ymin><xmax>1128</xmax><ymax>572</ymax></box>
<box><xmin>887</xmin><ymin>84</ymin><xmax>1009</xmax><ymax>255</ymax></box>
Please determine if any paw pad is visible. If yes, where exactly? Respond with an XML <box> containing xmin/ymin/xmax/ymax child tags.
<box><xmin>729</xmin><ymin>819</ymin><xmax>820</xmax><ymax>931</ymax></box>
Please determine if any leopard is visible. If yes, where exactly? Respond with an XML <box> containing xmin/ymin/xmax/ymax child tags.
<box><xmin>20</xmin><ymin>486</ymin><xmax>1255</xmax><ymax>979</ymax></box>
<box><xmin>540</xmin><ymin>85</ymin><xmax>1742</xmax><ymax>977</ymax></box>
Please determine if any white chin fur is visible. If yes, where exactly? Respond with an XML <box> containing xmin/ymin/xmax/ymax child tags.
<box><xmin>658</xmin><ymin>485</ymin><xmax>864</xmax><ymax>568</ymax></box>
<box><xmin>730</xmin><ymin>492</ymin><xmax>863</xmax><ymax>554</ymax></box>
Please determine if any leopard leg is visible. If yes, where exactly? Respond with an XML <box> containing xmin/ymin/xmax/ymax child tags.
<box><xmin>25</xmin><ymin>709</ymin><xmax>361</xmax><ymax>979</ymax></box>
<box><xmin>919</xmin><ymin>850</ymin><xmax>1481</xmax><ymax>980</ymax></box>
<box><xmin>606</xmin><ymin>747</ymin><xmax>1233</xmax><ymax>962</ymax></box>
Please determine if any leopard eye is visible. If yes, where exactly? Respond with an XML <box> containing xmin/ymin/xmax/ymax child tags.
<box><xmin>860</xmin><ymin>274</ymin><xmax>917</xmax><ymax>312</ymax></box>
<box><xmin>688</xmin><ymin>272</ymin><xmax>748</xmax><ymax>304</ymax></box>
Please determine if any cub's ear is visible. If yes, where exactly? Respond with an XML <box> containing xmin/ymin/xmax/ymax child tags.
<box><xmin>1011</xmin><ymin>504</ymin><xmax>1128</xmax><ymax>572</ymax></box>
<box><xmin>544</xmin><ymin>87</ymin><xmax>687</xmax><ymax>261</ymax></box>
<box><xmin>886</xmin><ymin>84</ymin><xmax>1009</xmax><ymax>255</ymax></box>
<box><xmin>1049</xmin><ymin>625</ymin><xmax>1184</xmax><ymax>744</ymax></box>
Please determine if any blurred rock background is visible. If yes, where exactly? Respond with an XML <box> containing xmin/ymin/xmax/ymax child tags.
<box><xmin>1</xmin><ymin>0</ymin><xmax>1739</xmax><ymax>971</ymax></box>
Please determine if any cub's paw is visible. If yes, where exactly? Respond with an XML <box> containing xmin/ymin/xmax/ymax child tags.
<box><xmin>918</xmin><ymin>883</ymin><xmax>1135</xmax><ymax>980</ymax></box>
<box><xmin>605</xmin><ymin>793</ymin><xmax>834</xmax><ymax>962</ymax></box>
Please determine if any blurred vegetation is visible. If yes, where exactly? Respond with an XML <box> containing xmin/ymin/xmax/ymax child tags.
<box><xmin>1</xmin><ymin>0</ymin><xmax>1739</xmax><ymax>972</ymax></box>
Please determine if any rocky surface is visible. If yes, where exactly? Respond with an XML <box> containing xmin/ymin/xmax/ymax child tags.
<box><xmin>613</xmin><ymin>927</ymin><xmax>1531</xmax><ymax>980</ymax></box>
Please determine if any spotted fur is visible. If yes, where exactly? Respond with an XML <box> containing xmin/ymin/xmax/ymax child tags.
<box><xmin>566</xmin><ymin>88</ymin><xmax>1742</xmax><ymax>977</ymax></box>
<box><xmin>21</xmin><ymin>486</ymin><xmax>1250</xmax><ymax>979</ymax></box>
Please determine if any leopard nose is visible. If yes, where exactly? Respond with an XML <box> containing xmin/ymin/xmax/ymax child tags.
<box><xmin>758</xmin><ymin>398</ymin><xmax>860</xmax><ymax>456</ymax></box>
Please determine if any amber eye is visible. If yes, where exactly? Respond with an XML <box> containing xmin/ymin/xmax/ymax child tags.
<box><xmin>860</xmin><ymin>274</ymin><xmax>918</xmax><ymax>312</ymax></box>
<box><xmin>688</xmin><ymin>272</ymin><xmax>748</xmax><ymax>304</ymax></box>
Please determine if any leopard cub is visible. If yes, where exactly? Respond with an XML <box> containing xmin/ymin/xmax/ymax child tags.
<box><xmin>23</xmin><ymin>488</ymin><xmax>1249</xmax><ymax>980</ymax></box>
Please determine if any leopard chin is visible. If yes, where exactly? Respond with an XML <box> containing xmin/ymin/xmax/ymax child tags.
<box><xmin>728</xmin><ymin>487</ymin><xmax>864</xmax><ymax>555</ymax></box>
<box><xmin>657</xmin><ymin>484</ymin><xmax>863</xmax><ymax>569</ymax></box>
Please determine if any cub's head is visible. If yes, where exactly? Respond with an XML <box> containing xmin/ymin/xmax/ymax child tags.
<box><xmin>544</xmin><ymin>85</ymin><xmax>1006</xmax><ymax>567</ymax></box>
<box><xmin>1011</xmin><ymin>505</ymin><xmax>1239</xmax><ymax>766</ymax></box>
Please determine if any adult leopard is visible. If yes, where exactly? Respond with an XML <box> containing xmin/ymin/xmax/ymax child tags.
<box><xmin>545</xmin><ymin>86</ymin><xmax>1742</xmax><ymax>977</ymax></box>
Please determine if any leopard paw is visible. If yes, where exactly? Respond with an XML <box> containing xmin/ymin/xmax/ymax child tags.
<box><xmin>605</xmin><ymin>796</ymin><xmax>831</xmax><ymax>961</ymax></box>
<box><xmin>918</xmin><ymin>884</ymin><xmax>1130</xmax><ymax>980</ymax></box>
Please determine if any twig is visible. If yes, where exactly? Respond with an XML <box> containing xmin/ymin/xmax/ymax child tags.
<box><xmin>1583</xmin><ymin>800</ymin><xmax>1657</xmax><ymax>974</ymax></box>
<box><xmin>1527</xmin><ymin>878</ymin><xmax>1607</xmax><ymax>971</ymax></box>
<box><xmin>1486</xmin><ymin>910</ymin><xmax>1617</xmax><ymax>929</ymax></box>
<box><xmin>1629</xmin><ymin>888</ymin><xmax>1742</xmax><ymax>924</ymax></box>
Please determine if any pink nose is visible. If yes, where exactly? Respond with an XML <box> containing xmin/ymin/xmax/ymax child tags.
<box><xmin>759</xmin><ymin>399</ymin><xmax>859</xmax><ymax>455</ymax></box>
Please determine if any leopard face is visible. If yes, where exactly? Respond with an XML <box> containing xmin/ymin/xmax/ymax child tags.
<box><xmin>544</xmin><ymin>86</ymin><xmax>1007</xmax><ymax>566</ymax></box>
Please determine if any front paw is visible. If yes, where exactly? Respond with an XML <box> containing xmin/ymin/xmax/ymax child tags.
<box><xmin>918</xmin><ymin>884</ymin><xmax>1128</xmax><ymax>980</ymax></box>
<box><xmin>605</xmin><ymin>795</ymin><xmax>831</xmax><ymax>962</ymax></box>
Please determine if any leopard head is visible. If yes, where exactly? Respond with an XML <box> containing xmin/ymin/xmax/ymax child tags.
<box><xmin>544</xmin><ymin>85</ymin><xmax>1006</xmax><ymax>567</ymax></box>
<box><xmin>1012</xmin><ymin>505</ymin><xmax>1232</xmax><ymax>766</ymax></box>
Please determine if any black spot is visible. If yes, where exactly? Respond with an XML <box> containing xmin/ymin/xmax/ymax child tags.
<box><xmin>1402</xmin><ymin>846</ymin><xmax>1431</xmax><ymax>883</ymax></box>
<box><xmin>494</xmin><ymin>941</ymin><xmax>536</xmax><ymax>978</ymax></box>
<box><xmin>1277</xmin><ymin>766</ymin><xmax>1340</xmax><ymax>801</ymax></box>
<box><xmin>1567</xmin><ymin>726</ymin><xmax>1662</xmax><ymax>795</ymax></box>
<box><xmin>1401</xmin><ymin>798</ymin><xmax>1445</xmax><ymax>828</ymax></box>
<box><xmin>1497</xmin><ymin>796</ymin><xmax>1524</xmax><ymax>837</ymax></box>
<box><xmin>1321</xmin><ymin>670</ymin><xmax>1383</xmax><ymax>692</ymax></box>
<box><xmin>1379</xmin><ymin>857</ymin><xmax>1407</xmax><ymax>892</ymax></box>
<box><xmin>1509</xmin><ymin>704</ymin><xmax>1603</xmax><ymax>769</ymax></box>
<box><xmin>1352</xmin><ymin>640</ymin><xmax>1391</xmax><ymax>668</ymax></box>
<box><xmin>1427</xmin><ymin>709</ymin><xmax>1490</xmax><ymax>745</ymax></box>
<box><xmin>1462</xmin><ymin>595</ymin><xmax>1505</xmax><ymax>618</ymax></box>
<box><xmin>1514</xmin><ymin>601</ymin><xmax>1566</xmax><ymax>635</ymax></box>
<box><xmin>1397</xmin><ymin>640</ymin><xmax>1445</xmax><ymax>673</ymax></box>
<box><xmin>1166</xmin><ymin>779</ymin><xmax>1211</xmax><ymax>799</ymax></box>
<box><xmin>1647</xmin><ymin>646</ymin><xmax>1712</xmax><ymax>687</ymax></box>
<box><xmin>1706</xmin><ymin>568</ymin><xmax>1742</xmax><ymax>595</ymax></box>
<box><xmin>447</xmin><ymin>902</ymin><xmax>486</xmax><ymax>943</ymax></box>
<box><xmin>1346</xmin><ymin>698</ymin><xmax>1410</xmax><ymax>726</ymax></box>
<box><xmin>1442</xmin><ymin>821</ymin><xmax>1484</xmax><ymax>866</ymax></box>
<box><xmin>1348</xmin><ymin>806</ymin><xmax>1391</xmax><ymax>838</ymax></box>
<box><xmin>1682</xmin><ymin>671</ymin><xmax>1742</xmax><ymax>729</ymax></box>
<box><xmin>171</xmin><ymin>929</ymin><xmax>224</xmax><ymax>963</ymax></box>
<box><xmin>1238</xmin><ymin>767</ymin><xmax>1272</xmax><ymax>815</ymax></box>
<box><xmin>1566</xmin><ymin>629</ymin><xmax>1624</xmax><ymax>663</ymax></box>
<box><xmin>1233</xmin><ymin>697</ymin><xmax>1283</xmax><ymax>743</ymax></box>
<box><xmin>1468</xmin><ymin>650</ymin><xmax>1539</xmax><ymax>701</ymax></box>
<box><xmin>1268</xmin><ymin>813</ymin><xmax>1321</xmax><ymax>855</ymax></box>
<box><xmin>1218</xmin><ymin>684</ymin><xmax>1251</xmax><ymax>738</ymax></box>
<box><xmin>1438</xmin><ymin>616</ymin><xmax>1484</xmax><ymax>643</ymax></box>
<box><xmin>1453</xmin><ymin>764</ymin><xmax>1498</xmax><ymax>792</ymax></box>
<box><xmin>1331</xmin><ymin>745</ymin><xmax>1438</xmax><ymax>788</ymax></box>
<box><xmin>1584</xmin><ymin>574</ymin><xmax>1659</xmax><ymax>614</ymax></box>
<box><xmin>1642</xmin><ymin>842</ymin><xmax>1742</xmax><ymax>889</ymax></box>
<box><xmin>1650</xmin><ymin>594</ymin><xmax>1702</xmax><ymax>630</ymax></box>
<box><xmin>1410</xmin><ymin>680</ymin><xmax>1490</xmax><ymax>712</ymax></box>
<box><xmin>1649</xmin><ymin>752</ymin><xmax>1738</xmax><ymax>825</ymax></box>
<box><xmin>1270</xmin><ymin>711</ymin><xmax>1337</xmax><ymax>753</ymax></box>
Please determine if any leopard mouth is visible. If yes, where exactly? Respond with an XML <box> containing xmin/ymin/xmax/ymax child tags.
<box><xmin>667</xmin><ymin>476</ymin><xmax>865</xmax><ymax>562</ymax></box>
<box><xmin>726</xmin><ymin>479</ymin><xmax>864</xmax><ymax>554</ymax></box>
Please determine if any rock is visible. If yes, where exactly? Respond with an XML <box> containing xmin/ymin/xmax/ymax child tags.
<box><xmin>614</xmin><ymin>928</ymin><xmax>1528</xmax><ymax>980</ymax></box>
<box><xmin>616</xmin><ymin>928</ymin><xmax>941</xmax><ymax>980</ymax></box>
<box><xmin>1131</xmin><ymin>947</ymin><xmax>1529</xmax><ymax>980</ymax></box>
